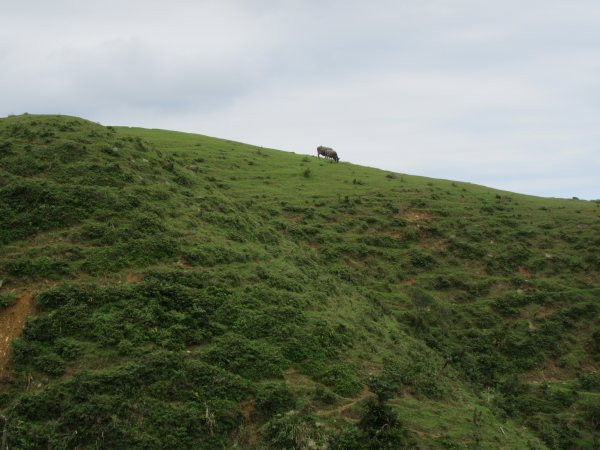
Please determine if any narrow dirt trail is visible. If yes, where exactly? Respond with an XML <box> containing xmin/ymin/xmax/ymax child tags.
<box><xmin>336</xmin><ymin>385</ymin><xmax>371</xmax><ymax>416</ymax></box>
<box><xmin>315</xmin><ymin>385</ymin><xmax>372</xmax><ymax>421</ymax></box>
<box><xmin>0</xmin><ymin>290</ymin><xmax>35</xmax><ymax>378</ymax></box>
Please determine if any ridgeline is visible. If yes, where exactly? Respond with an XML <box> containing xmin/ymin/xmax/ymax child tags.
<box><xmin>0</xmin><ymin>114</ymin><xmax>598</xmax><ymax>449</ymax></box>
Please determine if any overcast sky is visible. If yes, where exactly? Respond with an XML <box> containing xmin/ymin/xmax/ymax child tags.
<box><xmin>2</xmin><ymin>1</ymin><xmax>599</xmax><ymax>199</ymax></box>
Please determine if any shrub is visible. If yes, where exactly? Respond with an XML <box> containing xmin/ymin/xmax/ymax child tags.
<box><xmin>313</xmin><ymin>385</ymin><xmax>337</xmax><ymax>405</ymax></box>
<box><xmin>315</xmin><ymin>364</ymin><xmax>362</xmax><ymax>396</ymax></box>
<box><xmin>0</xmin><ymin>180</ymin><xmax>124</xmax><ymax>243</ymax></box>
<box><xmin>367</xmin><ymin>373</ymin><xmax>399</xmax><ymax>403</ymax></box>
<box><xmin>254</xmin><ymin>382</ymin><xmax>296</xmax><ymax>419</ymax></box>
<box><xmin>263</xmin><ymin>411</ymin><xmax>327</xmax><ymax>450</ymax></box>
<box><xmin>383</xmin><ymin>349</ymin><xmax>447</xmax><ymax>399</ymax></box>
<box><xmin>203</xmin><ymin>334</ymin><xmax>287</xmax><ymax>381</ymax></box>
<box><xmin>53</xmin><ymin>338</ymin><xmax>82</xmax><ymax>360</ymax></box>
<box><xmin>0</xmin><ymin>291</ymin><xmax>18</xmax><ymax>309</ymax></box>
<box><xmin>358</xmin><ymin>399</ymin><xmax>411</xmax><ymax>449</ymax></box>
<box><xmin>34</xmin><ymin>283</ymin><xmax>90</xmax><ymax>310</ymax></box>
<box><xmin>33</xmin><ymin>352</ymin><xmax>66</xmax><ymax>376</ymax></box>
<box><xmin>4</xmin><ymin>257</ymin><xmax>71</xmax><ymax>279</ymax></box>
<box><xmin>578</xmin><ymin>371</ymin><xmax>600</xmax><ymax>391</ymax></box>
<box><xmin>581</xmin><ymin>398</ymin><xmax>600</xmax><ymax>432</ymax></box>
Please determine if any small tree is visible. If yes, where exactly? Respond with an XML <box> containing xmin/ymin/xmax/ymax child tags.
<box><xmin>358</xmin><ymin>399</ymin><xmax>411</xmax><ymax>449</ymax></box>
<box><xmin>358</xmin><ymin>374</ymin><xmax>412</xmax><ymax>449</ymax></box>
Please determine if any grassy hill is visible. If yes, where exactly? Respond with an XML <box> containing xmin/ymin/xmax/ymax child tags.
<box><xmin>0</xmin><ymin>113</ymin><xmax>598</xmax><ymax>449</ymax></box>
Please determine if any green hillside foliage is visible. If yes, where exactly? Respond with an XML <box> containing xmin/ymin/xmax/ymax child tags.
<box><xmin>0</xmin><ymin>114</ymin><xmax>599</xmax><ymax>449</ymax></box>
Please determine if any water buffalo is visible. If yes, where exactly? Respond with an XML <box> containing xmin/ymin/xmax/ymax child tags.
<box><xmin>317</xmin><ymin>146</ymin><xmax>339</xmax><ymax>162</ymax></box>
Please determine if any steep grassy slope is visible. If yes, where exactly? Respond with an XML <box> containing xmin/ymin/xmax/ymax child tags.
<box><xmin>0</xmin><ymin>114</ymin><xmax>598</xmax><ymax>449</ymax></box>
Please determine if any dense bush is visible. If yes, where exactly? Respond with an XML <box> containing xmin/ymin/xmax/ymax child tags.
<box><xmin>254</xmin><ymin>382</ymin><xmax>296</xmax><ymax>419</ymax></box>
<box><xmin>0</xmin><ymin>181</ymin><xmax>126</xmax><ymax>243</ymax></box>
<box><xmin>358</xmin><ymin>399</ymin><xmax>412</xmax><ymax>449</ymax></box>
<box><xmin>4</xmin><ymin>256</ymin><xmax>71</xmax><ymax>279</ymax></box>
<box><xmin>6</xmin><ymin>352</ymin><xmax>248</xmax><ymax>449</ymax></box>
<box><xmin>263</xmin><ymin>411</ymin><xmax>327</xmax><ymax>449</ymax></box>
<box><xmin>0</xmin><ymin>290</ymin><xmax>18</xmax><ymax>308</ymax></box>
<box><xmin>203</xmin><ymin>334</ymin><xmax>287</xmax><ymax>381</ymax></box>
<box><xmin>578</xmin><ymin>371</ymin><xmax>600</xmax><ymax>391</ymax></box>
<box><xmin>315</xmin><ymin>364</ymin><xmax>362</xmax><ymax>396</ymax></box>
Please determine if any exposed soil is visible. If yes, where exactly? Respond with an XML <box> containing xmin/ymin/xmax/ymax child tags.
<box><xmin>420</xmin><ymin>239</ymin><xmax>448</xmax><ymax>251</ymax></box>
<box><xmin>240</xmin><ymin>398</ymin><xmax>255</xmax><ymax>422</ymax></box>
<box><xmin>386</xmin><ymin>231</ymin><xmax>404</xmax><ymax>239</ymax></box>
<box><xmin>401</xmin><ymin>211</ymin><xmax>433</xmax><ymax>222</ymax></box>
<box><xmin>176</xmin><ymin>255</ymin><xmax>191</xmax><ymax>271</ymax></box>
<box><xmin>0</xmin><ymin>290</ymin><xmax>35</xmax><ymax>378</ymax></box>
<box><xmin>125</xmin><ymin>271</ymin><xmax>143</xmax><ymax>283</ymax></box>
<box><xmin>518</xmin><ymin>266</ymin><xmax>532</xmax><ymax>278</ymax></box>
<box><xmin>523</xmin><ymin>359</ymin><xmax>573</xmax><ymax>383</ymax></box>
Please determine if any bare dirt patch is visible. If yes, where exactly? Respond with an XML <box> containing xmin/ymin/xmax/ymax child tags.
<box><xmin>403</xmin><ymin>278</ymin><xmax>416</xmax><ymax>286</ymax></box>
<box><xmin>518</xmin><ymin>266</ymin><xmax>532</xmax><ymax>278</ymax></box>
<box><xmin>125</xmin><ymin>272</ymin><xmax>143</xmax><ymax>283</ymax></box>
<box><xmin>420</xmin><ymin>239</ymin><xmax>448</xmax><ymax>251</ymax></box>
<box><xmin>401</xmin><ymin>211</ymin><xmax>433</xmax><ymax>222</ymax></box>
<box><xmin>0</xmin><ymin>290</ymin><xmax>36</xmax><ymax>377</ymax></box>
<box><xmin>176</xmin><ymin>255</ymin><xmax>191</xmax><ymax>271</ymax></box>
<box><xmin>386</xmin><ymin>231</ymin><xmax>404</xmax><ymax>239</ymax></box>
<box><xmin>240</xmin><ymin>398</ymin><xmax>256</xmax><ymax>422</ymax></box>
<box><xmin>283</xmin><ymin>367</ymin><xmax>313</xmax><ymax>386</ymax></box>
<box><xmin>523</xmin><ymin>359</ymin><xmax>574</xmax><ymax>383</ymax></box>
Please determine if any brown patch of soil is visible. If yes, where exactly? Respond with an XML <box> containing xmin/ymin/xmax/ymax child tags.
<box><xmin>518</xmin><ymin>266</ymin><xmax>532</xmax><ymax>278</ymax></box>
<box><xmin>386</xmin><ymin>231</ymin><xmax>404</xmax><ymax>239</ymax></box>
<box><xmin>413</xmin><ymin>429</ymin><xmax>427</xmax><ymax>438</ymax></box>
<box><xmin>0</xmin><ymin>290</ymin><xmax>36</xmax><ymax>377</ymax></box>
<box><xmin>523</xmin><ymin>359</ymin><xmax>573</xmax><ymax>383</ymax></box>
<box><xmin>401</xmin><ymin>211</ymin><xmax>433</xmax><ymax>222</ymax></box>
<box><xmin>176</xmin><ymin>255</ymin><xmax>191</xmax><ymax>271</ymax></box>
<box><xmin>403</xmin><ymin>278</ymin><xmax>416</xmax><ymax>286</ymax></box>
<box><xmin>420</xmin><ymin>239</ymin><xmax>448</xmax><ymax>251</ymax></box>
<box><xmin>240</xmin><ymin>398</ymin><xmax>255</xmax><ymax>422</ymax></box>
<box><xmin>125</xmin><ymin>272</ymin><xmax>142</xmax><ymax>283</ymax></box>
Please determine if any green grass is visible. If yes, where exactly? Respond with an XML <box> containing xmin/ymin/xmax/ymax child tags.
<box><xmin>0</xmin><ymin>114</ymin><xmax>598</xmax><ymax>449</ymax></box>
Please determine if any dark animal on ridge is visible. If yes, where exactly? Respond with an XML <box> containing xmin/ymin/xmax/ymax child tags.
<box><xmin>317</xmin><ymin>146</ymin><xmax>339</xmax><ymax>162</ymax></box>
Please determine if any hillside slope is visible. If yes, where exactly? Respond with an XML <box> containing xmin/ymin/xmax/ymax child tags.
<box><xmin>0</xmin><ymin>114</ymin><xmax>598</xmax><ymax>449</ymax></box>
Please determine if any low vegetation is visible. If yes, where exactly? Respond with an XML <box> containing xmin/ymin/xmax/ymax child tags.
<box><xmin>0</xmin><ymin>114</ymin><xmax>598</xmax><ymax>449</ymax></box>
